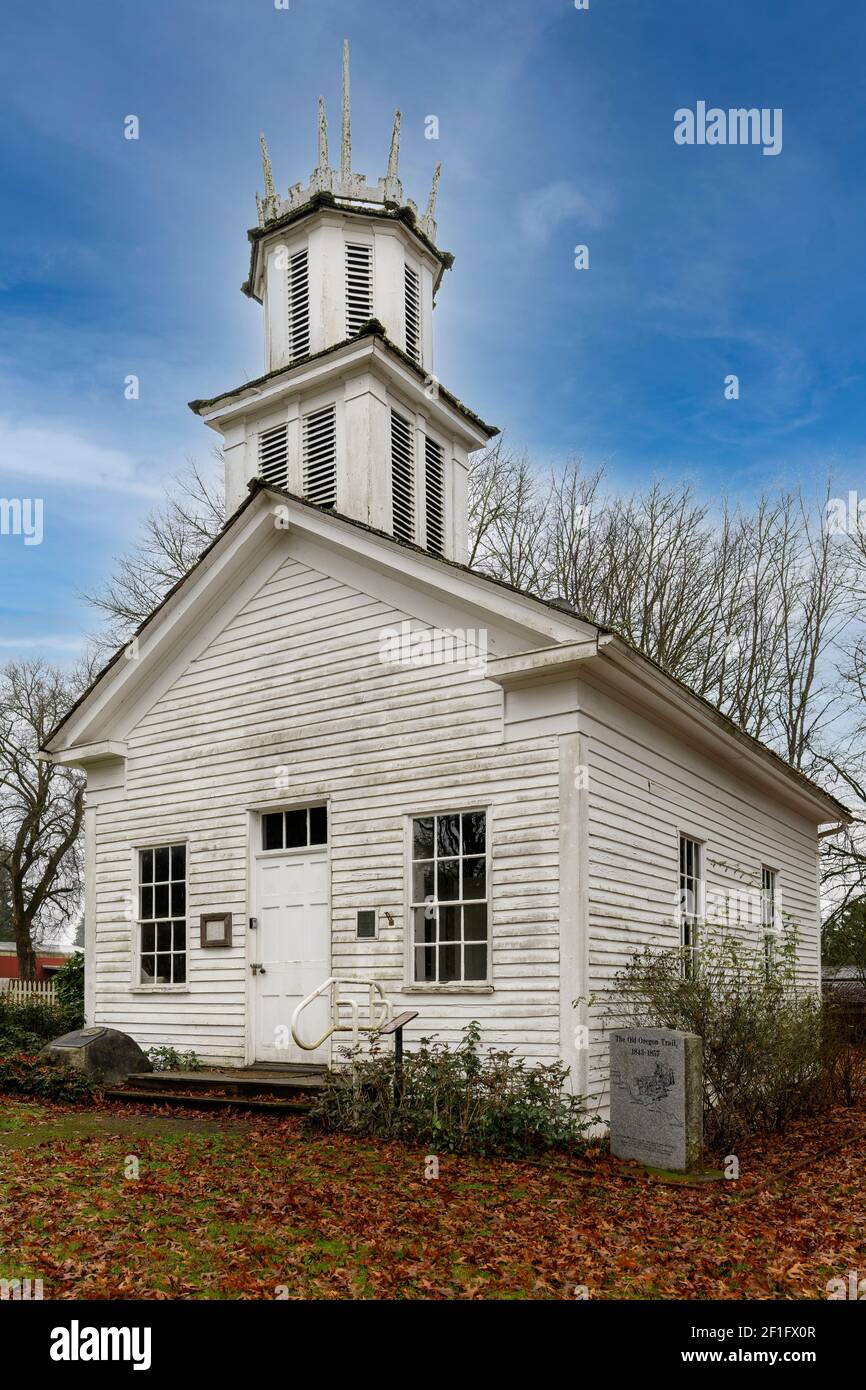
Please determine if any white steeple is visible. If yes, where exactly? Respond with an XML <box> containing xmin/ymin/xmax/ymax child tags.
<box><xmin>191</xmin><ymin>42</ymin><xmax>497</xmax><ymax>565</ymax></box>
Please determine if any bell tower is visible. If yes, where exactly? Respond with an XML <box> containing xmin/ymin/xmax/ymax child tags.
<box><xmin>190</xmin><ymin>41</ymin><xmax>497</xmax><ymax>565</ymax></box>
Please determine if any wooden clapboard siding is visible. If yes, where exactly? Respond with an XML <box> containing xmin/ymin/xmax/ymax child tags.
<box><xmin>87</xmin><ymin>537</ymin><xmax>824</xmax><ymax>1093</ymax></box>
<box><xmin>577</xmin><ymin>676</ymin><xmax>821</xmax><ymax>1107</ymax></box>
<box><xmin>91</xmin><ymin>552</ymin><xmax>562</xmax><ymax>1064</ymax></box>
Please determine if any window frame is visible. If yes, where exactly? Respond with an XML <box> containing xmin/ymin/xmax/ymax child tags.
<box><xmin>404</xmin><ymin>806</ymin><xmax>492</xmax><ymax>990</ymax></box>
<box><xmin>761</xmin><ymin>864</ymin><xmax>779</xmax><ymax>978</ymax></box>
<box><xmin>678</xmin><ymin>833</ymin><xmax>704</xmax><ymax>978</ymax></box>
<box><xmin>258</xmin><ymin>803</ymin><xmax>329</xmax><ymax>856</ymax></box>
<box><xmin>356</xmin><ymin>909</ymin><xmax>378</xmax><ymax>941</ymax></box>
<box><xmin>131</xmin><ymin>838</ymin><xmax>189</xmax><ymax>992</ymax></box>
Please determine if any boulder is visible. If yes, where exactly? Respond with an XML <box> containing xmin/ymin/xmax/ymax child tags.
<box><xmin>39</xmin><ymin>1027</ymin><xmax>152</xmax><ymax>1084</ymax></box>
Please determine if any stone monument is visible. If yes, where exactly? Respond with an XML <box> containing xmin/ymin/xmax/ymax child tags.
<box><xmin>39</xmin><ymin>1027</ymin><xmax>152</xmax><ymax>1084</ymax></box>
<box><xmin>609</xmin><ymin>1027</ymin><xmax>702</xmax><ymax>1172</ymax></box>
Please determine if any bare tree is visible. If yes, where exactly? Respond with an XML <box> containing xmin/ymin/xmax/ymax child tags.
<box><xmin>469</xmin><ymin>450</ymin><xmax>852</xmax><ymax>773</ymax></box>
<box><xmin>0</xmin><ymin>857</ymin><xmax>13</xmax><ymax>943</ymax></box>
<box><xmin>468</xmin><ymin>441</ymin><xmax>551</xmax><ymax>592</ymax></box>
<box><xmin>0</xmin><ymin>662</ymin><xmax>85</xmax><ymax>979</ymax></box>
<box><xmin>771</xmin><ymin>487</ymin><xmax>850</xmax><ymax>771</ymax></box>
<box><xmin>84</xmin><ymin>455</ymin><xmax>224</xmax><ymax>649</ymax></box>
<box><xmin>814</xmin><ymin>510</ymin><xmax>866</xmax><ymax>913</ymax></box>
<box><xmin>698</xmin><ymin>499</ymin><xmax>789</xmax><ymax>743</ymax></box>
<box><xmin>79</xmin><ymin>440</ymin><xmax>859</xmax><ymax>904</ymax></box>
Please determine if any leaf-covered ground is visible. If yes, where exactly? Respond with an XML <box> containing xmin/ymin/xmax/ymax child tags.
<box><xmin>0</xmin><ymin>1094</ymin><xmax>864</xmax><ymax>1299</ymax></box>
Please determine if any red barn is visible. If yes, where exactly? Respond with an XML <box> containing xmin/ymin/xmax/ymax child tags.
<box><xmin>0</xmin><ymin>943</ymin><xmax>74</xmax><ymax>981</ymax></box>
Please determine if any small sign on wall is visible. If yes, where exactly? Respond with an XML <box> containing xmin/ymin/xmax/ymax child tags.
<box><xmin>200</xmin><ymin>912</ymin><xmax>232</xmax><ymax>948</ymax></box>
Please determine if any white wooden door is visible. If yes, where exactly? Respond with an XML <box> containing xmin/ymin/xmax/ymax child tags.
<box><xmin>253</xmin><ymin>850</ymin><xmax>330</xmax><ymax>1064</ymax></box>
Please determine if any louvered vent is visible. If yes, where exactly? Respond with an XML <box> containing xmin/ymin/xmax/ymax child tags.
<box><xmin>258</xmin><ymin>423</ymin><xmax>289</xmax><ymax>489</ymax></box>
<box><xmin>404</xmin><ymin>264</ymin><xmax>421</xmax><ymax>364</ymax></box>
<box><xmin>302</xmin><ymin>404</ymin><xmax>337</xmax><ymax>508</ymax></box>
<box><xmin>287</xmin><ymin>249</ymin><xmax>310</xmax><ymax>362</ymax></box>
<box><xmin>391</xmin><ymin>410</ymin><xmax>415</xmax><ymax>543</ymax></box>
<box><xmin>345</xmin><ymin>242</ymin><xmax>373</xmax><ymax>336</ymax></box>
<box><xmin>425</xmin><ymin>436</ymin><xmax>445</xmax><ymax>555</ymax></box>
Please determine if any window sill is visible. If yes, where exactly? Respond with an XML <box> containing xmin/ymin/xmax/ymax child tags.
<box><xmin>402</xmin><ymin>984</ymin><xmax>494</xmax><ymax>995</ymax></box>
<box><xmin>129</xmin><ymin>985</ymin><xmax>191</xmax><ymax>995</ymax></box>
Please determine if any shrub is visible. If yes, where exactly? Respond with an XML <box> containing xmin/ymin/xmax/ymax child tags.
<box><xmin>0</xmin><ymin>953</ymin><xmax>85</xmax><ymax>1051</ymax></box>
<box><xmin>613</xmin><ymin>934</ymin><xmax>834</xmax><ymax>1150</ymax></box>
<box><xmin>820</xmin><ymin>1006</ymin><xmax>866</xmax><ymax>1108</ymax></box>
<box><xmin>308</xmin><ymin>1020</ymin><xmax>595</xmax><ymax>1157</ymax></box>
<box><xmin>146</xmin><ymin>1046</ymin><xmax>203</xmax><ymax>1072</ymax></box>
<box><xmin>53</xmin><ymin>951</ymin><xmax>85</xmax><ymax>1031</ymax></box>
<box><xmin>0</xmin><ymin>1052</ymin><xmax>96</xmax><ymax>1103</ymax></box>
<box><xmin>0</xmin><ymin>997</ymin><xmax>71</xmax><ymax>1054</ymax></box>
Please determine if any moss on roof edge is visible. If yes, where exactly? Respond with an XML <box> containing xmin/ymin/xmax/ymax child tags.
<box><xmin>188</xmin><ymin>322</ymin><xmax>498</xmax><ymax>438</ymax></box>
<box><xmin>241</xmin><ymin>192</ymin><xmax>453</xmax><ymax>301</ymax></box>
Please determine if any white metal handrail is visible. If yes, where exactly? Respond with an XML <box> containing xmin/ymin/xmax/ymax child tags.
<box><xmin>290</xmin><ymin>976</ymin><xmax>393</xmax><ymax>1051</ymax></box>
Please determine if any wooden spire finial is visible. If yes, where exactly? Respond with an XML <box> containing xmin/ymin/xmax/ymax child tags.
<box><xmin>387</xmin><ymin>109</ymin><xmax>401</xmax><ymax>180</ymax></box>
<box><xmin>317</xmin><ymin>95</ymin><xmax>330</xmax><ymax>170</ymax></box>
<box><xmin>341</xmin><ymin>40</ymin><xmax>352</xmax><ymax>179</ymax></box>
<box><xmin>259</xmin><ymin>133</ymin><xmax>276</xmax><ymax>201</ymax></box>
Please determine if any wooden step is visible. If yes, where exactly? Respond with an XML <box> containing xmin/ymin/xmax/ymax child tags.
<box><xmin>126</xmin><ymin>1069</ymin><xmax>326</xmax><ymax>1097</ymax></box>
<box><xmin>103</xmin><ymin>1088</ymin><xmax>315</xmax><ymax>1116</ymax></box>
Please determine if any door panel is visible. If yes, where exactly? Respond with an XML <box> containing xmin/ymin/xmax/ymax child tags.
<box><xmin>254</xmin><ymin>851</ymin><xmax>329</xmax><ymax>1064</ymax></box>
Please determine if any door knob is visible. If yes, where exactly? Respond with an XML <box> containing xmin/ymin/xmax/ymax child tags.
<box><xmin>250</xmin><ymin>963</ymin><xmax>266</xmax><ymax>975</ymax></box>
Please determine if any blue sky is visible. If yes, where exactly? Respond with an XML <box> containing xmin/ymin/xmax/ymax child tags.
<box><xmin>1</xmin><ymin>0</ymin><xmax>865</xmax><ymax>662</ymax></box>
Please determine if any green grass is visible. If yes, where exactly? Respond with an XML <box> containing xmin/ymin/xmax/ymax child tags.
<box><xmin>1</xmin><ymin>1096</ymin><xmax>864</xmax><ymax>1299</ymax></box>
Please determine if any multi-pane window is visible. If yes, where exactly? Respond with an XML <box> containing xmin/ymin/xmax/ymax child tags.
<box><xmin>679</xmin><ymin>835</ymin><xmax>702</xmax><ymax>977</ymax></box>
<box><xmin>139</xmin><ymin>845</ymin><xmax>186</xmax><ymax>985</ymax></box>
<box><xmin>404</xmin><ymin>264</ymin><xmax>421</xmax><ymax>364</ymax></box>
<box><xmin>411</xmin><ymin>811</ymin><xmax>488</xmax><ymax>984</ymax></box>
<box><xmin>762</xmin><ymin>865</ymin><xmax>778</xmax><ymax>977</ymax></box>
<box><xmin>262</xmin><ymin>805</ymin><xmax>328</xmax><ymax>851</ymax></box>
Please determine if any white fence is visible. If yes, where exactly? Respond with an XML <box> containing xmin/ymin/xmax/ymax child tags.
<box><xmin>0</xmin><ymin>979</ymin><xmax>57</xmax><ymax>1006</ymax></box>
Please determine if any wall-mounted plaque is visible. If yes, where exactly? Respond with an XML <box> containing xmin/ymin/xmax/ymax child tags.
<box><xmin>356</xmin><ymin>909</ymin><xmax>377</xmax><ymax>939</ymax></box>
<box><xmin>200</xmin><ymin>912</ymin><xmax>232</xmax><ymax>948</ymax></box>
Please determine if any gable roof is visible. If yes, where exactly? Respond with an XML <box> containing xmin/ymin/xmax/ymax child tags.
<box><xmin>42</xmin><ymin>481</ymin><xmax>593</xmax><ymax>752</ymax></box>
<box><xmin>42</xmin><ymin>481</ymin><xmax>851</xmax><ymax>824</ymax></box>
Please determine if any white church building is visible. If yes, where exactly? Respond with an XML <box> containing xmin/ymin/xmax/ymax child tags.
<box><xmin>45</xmin><ymin>46</ymin><xmax>848</xmax><ymax>1106</ymax></box>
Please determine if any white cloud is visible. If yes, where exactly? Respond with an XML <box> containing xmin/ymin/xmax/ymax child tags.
<box><xmin>0</xmin><ymin>635</ymin><xmax>86</xmax><ymax>651</ymax></box>
<box><xmin>0</xmin><ymin>416</ymin><xmax>161</xmax><ymax>495</ymax></box>
<box><xmin>517</xmin><ymin>180</ymin><xmax>609</xmax><ymax>247</ymax></box>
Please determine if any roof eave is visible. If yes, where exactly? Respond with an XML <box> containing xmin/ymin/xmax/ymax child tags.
<box><xmin>600</xmin><ymin>638</ymin><xmax>850</xmax><ymax>824</ymax></box>
<box><xmin>188</xmin><ymin>326</ymin><xmax>499</xmax><ymax>442</ymax></box>
<box><xmin>489</xmin><ymin>635</ymin><xmax>849</xmax><ymax>824</ymax></box>
<box><xmin>241</xmin><ymin>193</ymin><xmax>454</xmax><ymax>303</ymax></box>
